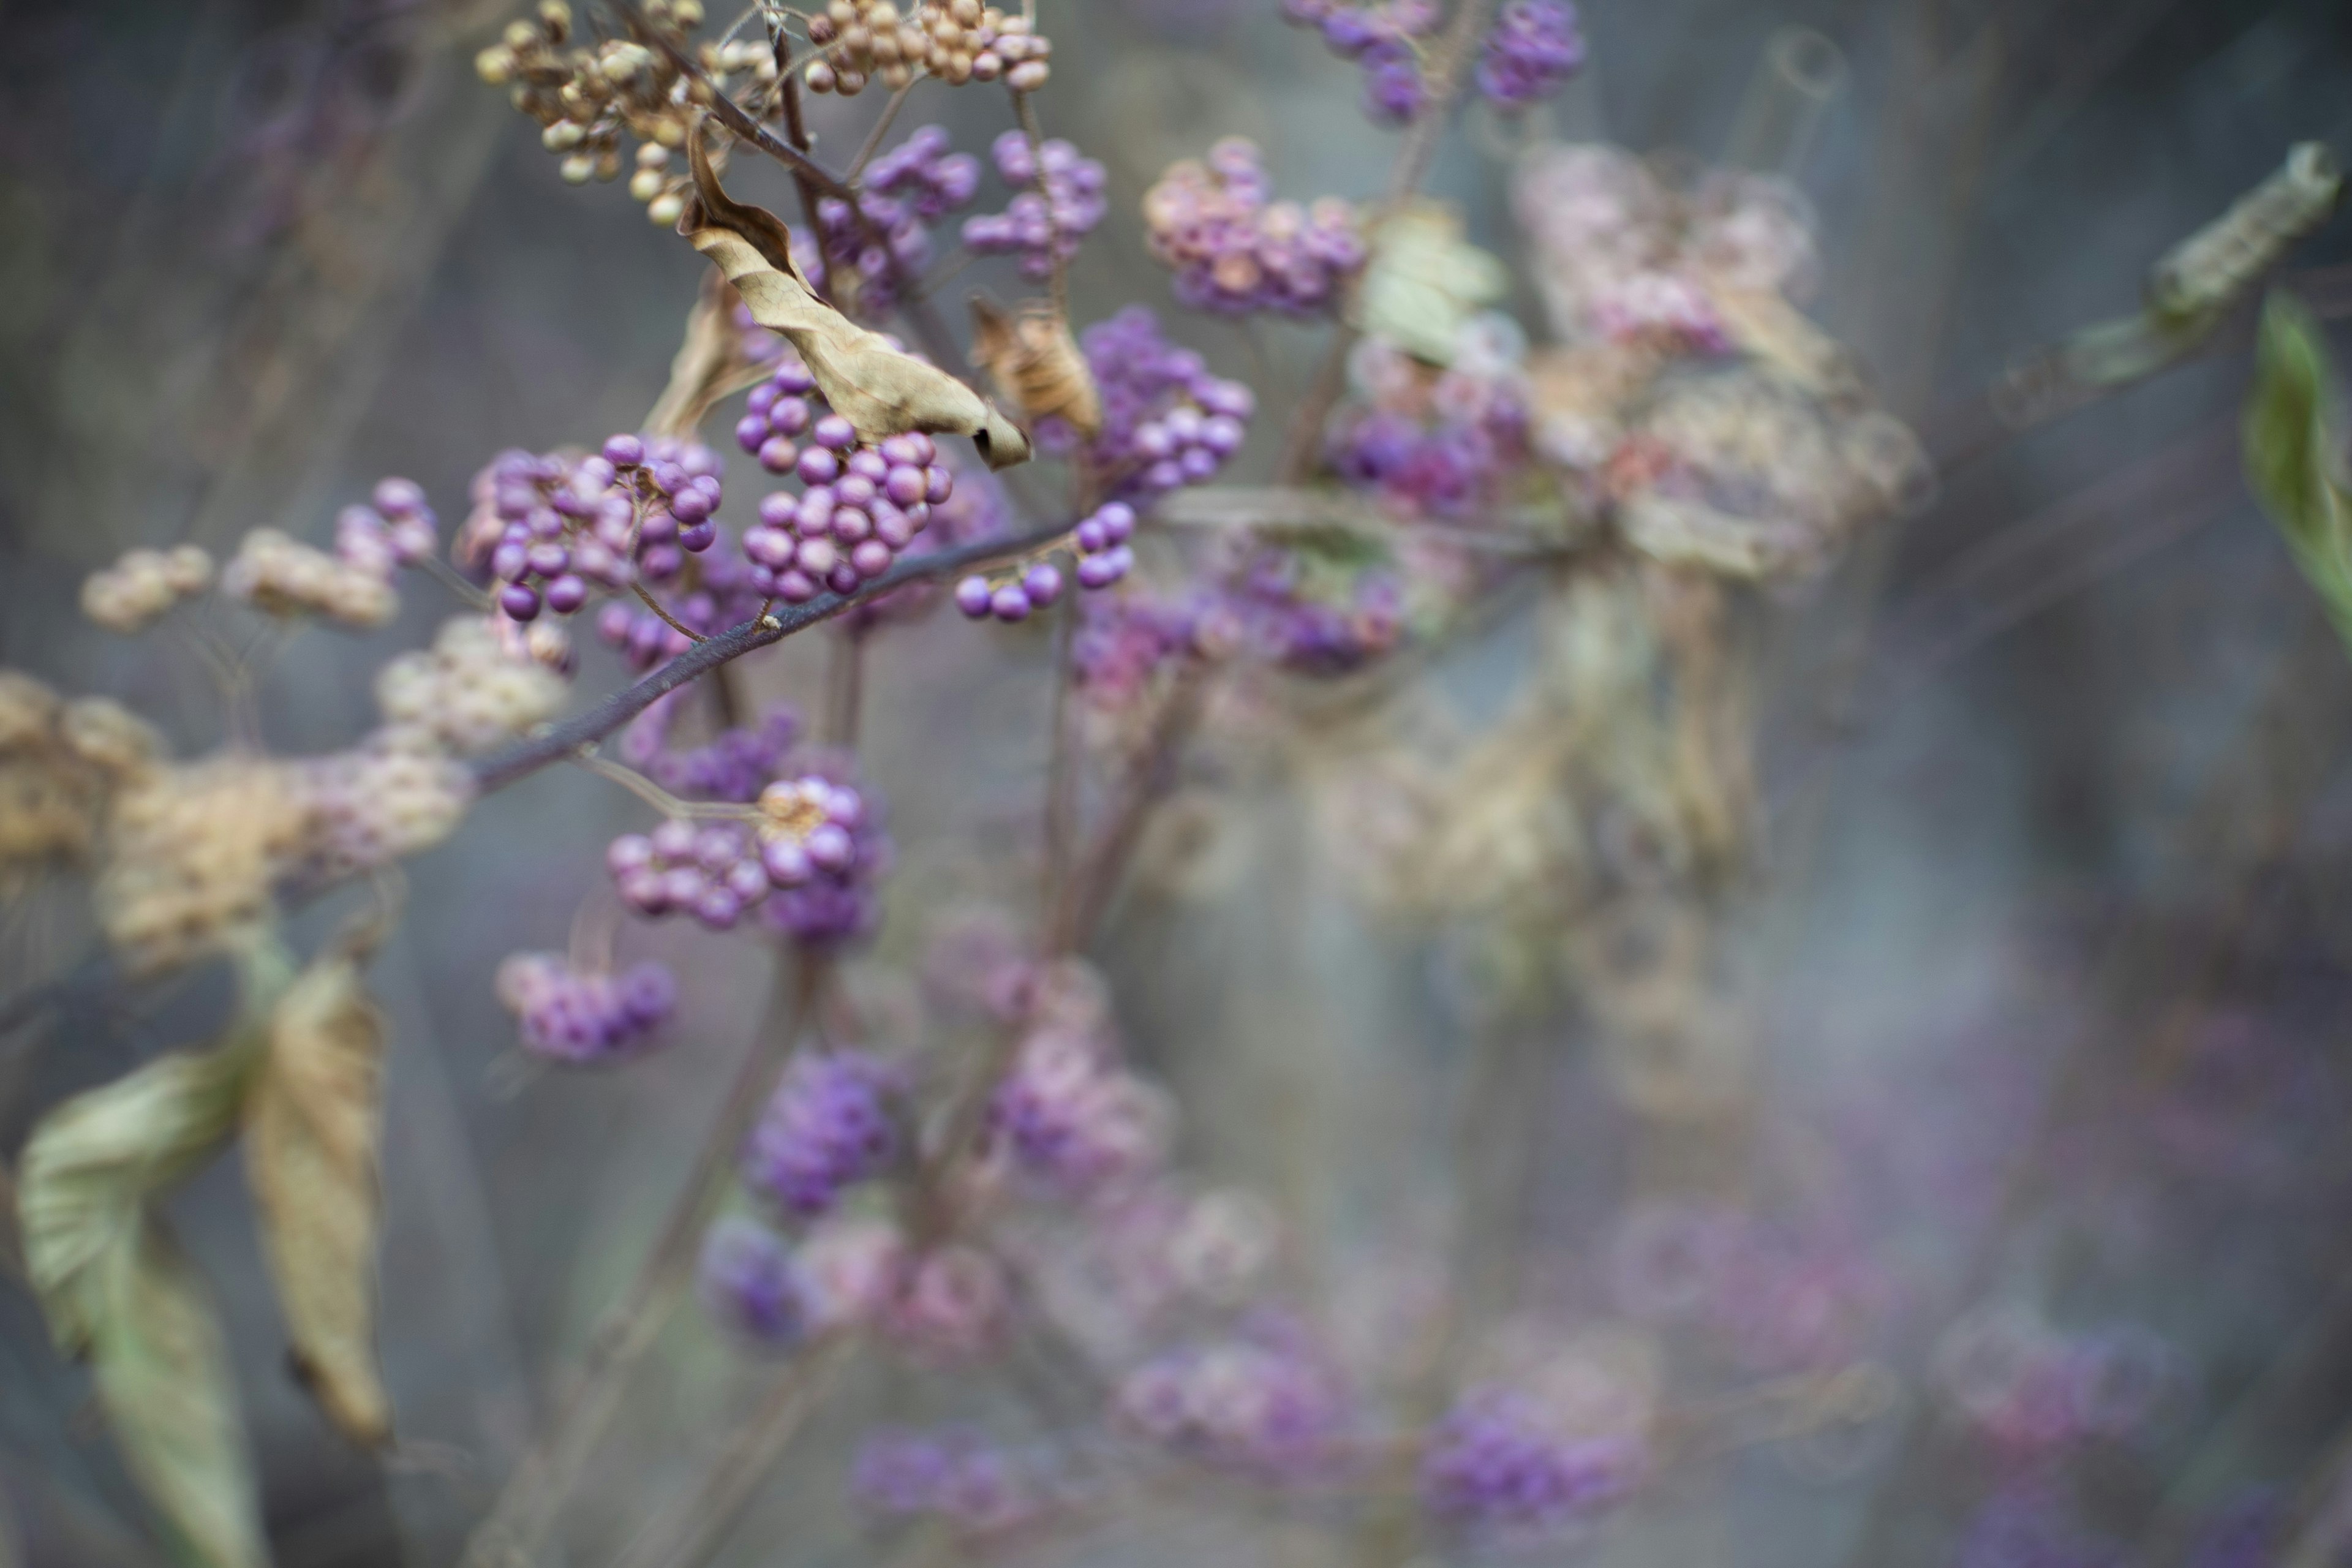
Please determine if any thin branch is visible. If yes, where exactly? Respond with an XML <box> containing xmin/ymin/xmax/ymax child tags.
<box><xmin>470</xmin><ymin>519</ymin><xmax>1071</xmax><ymax>794</ymax></box>
<box><xmin>632</xmin><ymin>581</ymin><xmax>710</xmax><ymax>644</ymax></box>
<box><xmin>456</xmin><ymin>956</ymin><xmax>821</xmax><ymax>1568</ymax></box>
<box><xmin>1013</xmin><ymin>91</ymin><xmax>1070</xmax><ymax>321</ymax></box>
<box><xmin>617</xmin><ymin>2</ymin><xmax>857</xmax><ymax>202</ymax></box>
<box><xmin>846</xmin><ymin>77</ymin><xmax>919</xmax><ymax>183</ymax></box>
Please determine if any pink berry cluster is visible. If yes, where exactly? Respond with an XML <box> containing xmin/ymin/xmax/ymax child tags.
<box><xmin>1072</xmin><ymin>584</ymin><xmax>1226</xmax><ymax>712</ymax></box>
<box><xmin>605</xmin><ymin>774</ymin><xmax>870</xmax><ymax>933</ymax></box>
<box><xmin>960</xmin><ymin>130</ymin><xmax>1109</xmax><ymax>282</ymax></box>
<box><xmin>1328</xmin><ymin>336</ymin><xmax>1535</xmax><ymax>519</ymax></box>
<box><xmin>744</xmin><ymin>1049</ymin><xmax>904</xmax><ymax>1218</ymax></box>
<box><xmin>1934</xmin><ymin>1308</ymin><xmax>2174</xmax><ymax>1457</ymax></box>
<box><xmin>1115</xmin><ymin>1316</ymin><xmax>1352</xmax><ymax>1478</ymax></box>
<box><xmin>1142</xmin><ymin>140</ymin><xmax>1365</xmax><ymax>317</ymax></box>
<box><xmin>986</xmin><ymin>1025</ymin><xmax>1170</xmax><ymax>1194</ymax></box>
<box><xmin>621</xmin><ymin>694</ymin><xmax>802</xmax><ymax>804</ymax></box>
<box><xmin>737</xmin><ymin>356</ymin><xmax>956</xmax><ymax>603</ymax></box>
<box><xmin>1278</xmin><ymin>0</ymin><xmax>1441</xmax><ymax>123</ymax></box>
<box><xmin>803</xmin><ymin>126</ymin><xmax>981</xmax><ymax>320</ymax></box>
<box><xmin>1077</xmin><ymin>308</ymin><xmax>1254</xmax><ymax>501</ymax></box>
<box><xmin>493</xmin><ymin>951</ymin><xmax>677</xmax><ymax>1065</ymax></box>
<box><xmin>1419</xmin><ymin>1390</ymin><xmax>1646</xmax><ymax>1539</ymax></box>
<box><xmin>334</xmin><ymin>477</ymin><xmax>440</xmax><ymax>575</ymax></box>
<box><xmin>1215</xmin><ymin>542</ymin><xmax>1407</xmax><ymax>676</ymax></box>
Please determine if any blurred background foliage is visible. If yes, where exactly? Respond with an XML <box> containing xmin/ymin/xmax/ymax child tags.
<box><xmin>9</xmin><ymin>1</ymin><xmax>2352</xmax><ymax>1566</ymax></box>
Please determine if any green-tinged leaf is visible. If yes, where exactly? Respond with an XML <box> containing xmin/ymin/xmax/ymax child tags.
<box><xmin>93</xmin><ymin>1218</ymin><xmax>270</xmax><ymax>1568</ymax></box>
<box><xmin>2243</xmin><ymin>292</ymin><xmax>2352</xmax><ymax>650</ymax></box>
<box><xmin>18</xmin><ymin>1047</ymin><xmax>251</xmax><ymax>1355</ymax></box>
<box><xmin>244</xmin><ymin>957</ymin><xmax>392</xmax><ymax>1446</ymax></box>
<box><xmin>1357</xmin><ymin>200</ymin><xmax>1507</xmax><ymax>366</ymax></box>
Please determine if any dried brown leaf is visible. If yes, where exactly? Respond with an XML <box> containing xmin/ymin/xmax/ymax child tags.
<box><xmin>969</xmin><ymin>293</ymin><xmax>1102</xmax><ymax>437</ymax></box>
<box><xmin>644</xmin><ymin>270</ymin><xmax>782</xmax><ymax>441</ymax></box>
<box><xmin>245</xmin><ymin>955</ymin><xmax>393</xmax><ymax>1446</ymax></box>
<box><xmin>681</xmin><ymin>133</ymin><xmax>1032</xmax><ymax>469</ymax></box>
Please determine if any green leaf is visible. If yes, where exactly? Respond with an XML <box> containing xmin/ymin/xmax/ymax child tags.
<box><xmin>244</xmin><ymin>956</ymin><xmax>393</xmax><ymax>1447</ymax></box>
<box><xmin>2243</xmin><ymin>292</ymin><xmax>2352</xmax><ymax>652</ymax></box>
<box><xmin>17</xmin><ymin>1046</ymin><xmax>266</xmax><ymax>1568</ymax></box>
<box><xmin>92</xmin><ymin>1219</ymin><xmax>270</xmax><ymax>1568</ymax></box>
<box><xmin>19</xmin><ymin>1048</ymin><xmax>251</xmax><ymax>1356</ymax></box>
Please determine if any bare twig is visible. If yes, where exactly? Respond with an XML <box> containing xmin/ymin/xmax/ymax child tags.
<box><xmin>456</xmin><ymin>956</ymin><xmax>821</xmax><ymax>1568</ymax></box>
<box><xmin>470</xmin><ymin>519</ymin><xmax>1071</xmax><ymax>794</ymax></box>
<box><xmin>846</xmin><ymin>77</ymin><xmax>919</xmax><ymax>183</ymax></box>
<box><xmin>632</xmin><ymin>582</ymin><xmax>710</xmax><ymax>644</ymax></box>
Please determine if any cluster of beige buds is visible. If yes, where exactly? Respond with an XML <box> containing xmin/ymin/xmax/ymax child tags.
<box><xmin>477</xmin><ymin>0</ymin><xmax>774</xmax><ymax>225</ymax></box>
<box><xmin>805</xmin><ymin>1</ymin><xmax>1052</xmax><ymax>94</ymax></box>
<box><xmin>80</xmin><ymin>546</ymin><xmax>214</xmax><ymax>634</ymax></box>
<box><xmin>375</xmin><ymin>617</ymin><xmax>571</xmax><ymax>756</ymax></box>
<box><xmin>0</xmin><ymin>674</ymin><xmax>162</xmax><ymax>880</ymax></box>
<box><xmin>221</xmin><ymin>529</ymin><xmax>399</xmax><ymax>628</ymax></box>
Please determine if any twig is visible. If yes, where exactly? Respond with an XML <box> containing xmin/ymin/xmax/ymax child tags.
<box><xmin>1039</xmin><ymin>594</ymin><xmax>1079</xmax><ymax>952</ymax></box>
<box><xmin>618</xmin><ymin>3</ymin><xmax>856</xmax><ymax>202</ymax></box>
<box><xmin>823</xmin><ymin>623</ymin><xmax>866</xmax><ymax>747</ymax></box>
<box><xmin>1012</xmin><ymin>91</ymin><xmax>1069</xmax><ymax>321</ymax></box>
<box><xmin>632</xmin><ymin>582</ymin><xmax>710</xmax><ymax>644</ymax></box>
<box><xmin>609</xmin><ymin>1335</ymin><xmax>856</xmax><ymax>1568</ymax></box>
<box><xmin>456</xmin><ymin>956</ymin><xmax>821</xmax><ymax>1568</ymax></box>
<box><xmin>470</xmin><ymin>519</ymin><xmax>1072</xmax><ymax>794</ymax></box>
<box><xmin>846</xmin><ymin>78</ymin><xmax>919</xmax><ymax>183</ymax></box>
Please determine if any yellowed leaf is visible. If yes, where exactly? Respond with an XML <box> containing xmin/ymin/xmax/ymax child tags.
<box><xmin>245</xmin><ymin>956</ymin><xmax>393</xmax><ymax>1446</ymax></box>
<box><xmin>681</xmin><ymin>134</ymin><xmax>1033</xmax><ymax>469</ymax></box>
<box><xmin>969</xmin><ymin>293</ymin><xmax>1102</xmax><ymax>437</ymax></box>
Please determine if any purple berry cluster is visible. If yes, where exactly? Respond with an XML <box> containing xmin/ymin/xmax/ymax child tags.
<box><xmin>1074</xmin><ymin>308</ymin><xmax>1254</xmax><ymax>502</ymax></box>
<box><xmin>1278</xmin><ymin>0</ymin><xmax>1442</xmax><ymax>123</ymax></box>
<box><xmin>591</xmin><ymin>535</ymin><xmax>769</xmax><ymax>671</ymax></box>
<box><xmin>1073</xmin><ymin>584</ymin><xmax>1226</xmax><ymax>711</ymax></box>
<box><xmin>1115</xmin><ymin>1317</ymin><xmax>1351</xmax><ymax>1477</ymax></box>
<box><xmin>605</xmin><ymin>772</ymin><xmax>872</xmax><ymax>935</ymax></box>
<box><xmin>698</xmin><ymin>1216</ymin><xmax>815</xmax><ymax>1349</ymax></box>
<box><xmin>736</xmin><ymin>356</ymin><xmax>956</xmax><ymax>602</ymax></box>
<box><xmin>1419</xmin><ymin>1390</ymin><xmax>1645</xmax><ymax>1537</ymax></box>
<box><xmin>961</xmin><ymin>130</ymin><xmax>1109</xmax><ymax>282</ymax></box>
<box><xmin>853</xmin><ymin>1429</ymin><xmax>1050</xmax><ymax>1536</ymax></box>
<box><xmin>1142</xmin><ymin>140</ymin><xmax>1365</xmax><ymax>315</ymax></box>
<box><xmin>622</xmin><ymin>696</ymin><xmax>802</xmax><ymax>805</ymax></box>
<box><xmin>461</xmin><ymin>436</ymin><xmax>723</xmax><ymax>623</ymax></box>
<box><xmin>334</xmin><ymin>478</ymin><xmax>440</xmax><ymax>575</ymax></box>
<box><xmin>987</xmin><ymin>1027</ymin><xmax>1170</xmax><ymax>1194</ymax></box>
<box><xmin>953</xmin><ymin>558</ymin><xmax>1065</xmax><ymax>624</ymax></box>
<box><xmin>1936</xmin><ymin>1310</ymin><xmax>2174</xmax><ymax>1457</ymax></box>
<box><xmin>493</xmin><ymin>952</ymin><xmax>677</xmax><ymax>1064</ymax></box>
<box><xmin>758</xmin><ymin>767</ymin><xmax>893</xmax><ymax>948</ymax></box>
<box><xmin>802</xmin><ymin>126</ymin><xmax>981</xmax><ymax>320</ymax></box>
<box><xmin>745</xmin><ymin>1049</ymin><xmax>903</xmax><ymax>1218</ymax></box>
<box><xmin>1329</xmin><ymin>402</ymin><xmax>1532</xmax><ymax>520</ymax></box>
<box><xmin>1476</xmin><ymin>0</ymin><xmax>1586</xmax><ymax>107</ymax></box>
<box><xmin>1215</xmin><ymin>545</ymin><xmax>1408</xmax><ymax>676</ymax></box>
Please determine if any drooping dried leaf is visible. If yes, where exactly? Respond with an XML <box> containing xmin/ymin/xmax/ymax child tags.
<box><xmin>17</xmin><ymin>1047</ymin><xmax>265</xmax><ymax>1568</ymax></box>
<box><xmin>20</xmin><ymin>1047</ymin><xmax>250</xmax><ymax>1354</ymax></box>
<box><xmin>680</xmin><ymin>134</ymin><xmax>1033</xmax><ymax>469</ymax></box>
<box><xmin>644</xmin><ymin>269</ymin><xmax>783</xmax><ymax>440</ymax></box>
<box><xmin>245</xmin><ymin>956</ymin><xmax>393</xmax><ymax>1446</ymax></box>
<box><xmin>969</xmin><ymin>293</ymin><xmax>1102</xmax><ymax>437</ymax></box>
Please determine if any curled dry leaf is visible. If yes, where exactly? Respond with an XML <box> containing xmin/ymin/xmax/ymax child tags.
<box><xmin>969</xmin><ymin>293</ymin><xmax>1102</xmax><ymax>437</ymax></box>
<box><xmin>679</xmin><ymin>131</ymin><xmax>1033</xmax><ymax>470</ymax></box>
<box><xmin>18</xmin><ymin>1046</ymin><xmax>266</xmax><ymax>1568</ymax></box>
<box><xmin>644</xmin><ymin>268</ymin><xmax>785</xmax><ymax>441</ymax></box>
<box><xmin>246</xmin><ymin>954</ymin><xmax>394</xmax><ymax>1446</ymax></box>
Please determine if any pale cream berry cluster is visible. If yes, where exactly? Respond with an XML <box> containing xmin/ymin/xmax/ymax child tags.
<box><xmin>80</xmin><ymin>545</ymin><xmax>214</xmax><ymax>633</ymax></box>
<box><xmin>805</xmin><ymin>1</ymin><xmax>1052</xmax><ymax>94</ymax></box>
<box><xmin>0</xmin><ymin>673</ymin><xmax>163</xmax><ymax>876</ymax></box>
<box><xmin>221</xmin><ymin>529</ymin><xmax>399</xmax><ymax>628</ymax></box>
<box><xmin>95</xmin><ymin>755</ymin><xmax>308</xmax><ymax>974</ymax></box>
<box><xmin>477</xmin><ymin>0</ymin><xmax>773</xmax><ymax>226</ymax></box>
<box><xmin>375</xmin><ymin>616</ymin><xmax>570</xmax><ymax>755</ymax></box>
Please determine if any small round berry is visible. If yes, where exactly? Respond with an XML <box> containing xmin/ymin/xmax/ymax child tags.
<box><xmin>760</xmin><ymin>437</ymin><xmax>799</xmax><ymax>473</ymax></box>
<box><xmin>545</xmin><ymin>574</ymin><xmax>589</xmax><ymax>614</ymax></box>
<box><xmin>1023</xmin><ymin>563</ymin><xmax>1064</xmax><ymax>606</ymax></box>
<box><xmin>603</xmin><ymin>433</ymin><xmax>646</xmax><ymax>467</ymax></box>
<box><xmin>805</xmin><ymin>822</ymin><xmax>855</xmax><ymax>872</ymax></box>
<box><xmin>850</xmin><ymin>540</ymin><xmax>894</xmax><ymax>578</ymax></box>
<box><xmin>955</xmin><ymin>576</ymin><xmax>993</xmax><ymax>617</ymax></box>
<box><xmin>777</xmin><ymin>568</ymin><xmax>820</xmax><ymax>603</ymax></box>
<box><xmin>763</xmin><ymin>837</ymin><xmax>813</xmax><ymax>886</ymax></box>
<box><xmin>797</xmin><ymin>447</ymin><xmax>842</xmax><ymax>485</ymax></box>
<box><xmin>990</xmin><ymin>584</ymin><xmax>1033</xmax><ymax>622</ymax></box>
<box><xmin>500</xmin><ymin>582</ymin><xmax>543</xmax><ymax>620</ymax></box>
<box><xmin>813</xmin><ymin>414</ymin><xmax>858</xmax><ymax>451</ymax></box>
